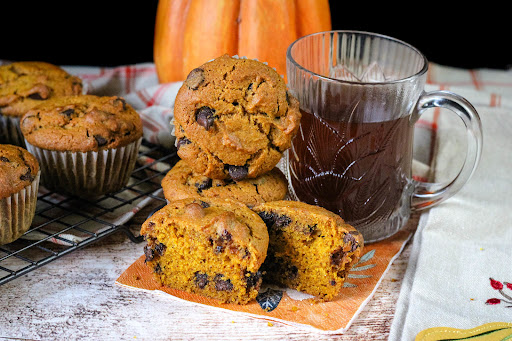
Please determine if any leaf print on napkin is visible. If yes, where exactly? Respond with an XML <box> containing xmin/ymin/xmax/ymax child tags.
<box><xmin>343</xmin><ymin>249</ymin><xmax>376</xmax><ymax>288</ymax></box>
<box><xmin>256</xmin><ymin>288</ymin><xmax>283</xmax><ymax>312</ymax></box>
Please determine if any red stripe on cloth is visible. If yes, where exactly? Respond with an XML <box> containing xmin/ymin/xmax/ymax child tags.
<box><xmin>469</xmin><ymin>70</ymin><xmax>481</xmax><ymax>90</ymax></box>
<box><xmin>489</xmin><ymin>93</ymin><xmax>502</xmax><ymax>107</ymax></box>
<box><xmin>149</xmin><ymin>84</ymin><xmax>171</xmax><ymax>107</ymax></box>
<box><xmin>426</xmin><ymin>63</ymin><xmax>434</xmax><ymax>84</ymax></box>
<box><xmin>136</xmin><ymin>84</ymin><xmax>172</xmax><ymax>108</ymax></box>
<box><xmin>136</xmin><ymin>89</ymin><xmax>152</xmax><ymax>106</ymax></box>
<box><xmin>141</xmin><ymin>118</ymin><xmax>161</xmax><ymax>133</ymax></box>
<box><xmin>416</xmin><ymin>119</ymin><xmax>436</xmax><ymax>130</ymax></box>
<box><xmin>141</xmin><ymin>112</ymin><xmax>168</xmax><ymax>132</ymax></box>
<box><xmin>144</xmin><ymin>85</ymin><xmax>166</xmax><ymax>107</ymax></box>
<box><xmin>413</xmin><ymin>175</ymin><xmax>428</xmax><ymax>182</ymax></box>
<box><xmin>490</xmin><ymin>93</ymin><xmax>497</xmax><ymax>107</ymax></box>
<box><xmin>125</xmin><ymin>65</ymin><xmax>132</xmax><ymax>93</ymax></box>
<box><xmin>77</xmin><ymin>65</ymin><xmax>156</xmax><ymax>80</ymax></box>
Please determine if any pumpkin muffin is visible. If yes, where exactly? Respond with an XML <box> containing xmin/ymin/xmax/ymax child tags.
<box><xmin>161</xmin><ymin>160</ymin><xmax>288</xmax><ymax>208</ymax></box>
<box><xmin>253</xmin><ymin>200</ymin><xmax>364</xmax><ymax>301</ymax></box>
<box><xmin>20</xmin><ymin>95</ymin><xmax>142</xmax><ymax>197</ymax></box>
<box><xmin>173</xmin><ymin>54</ymin><xmax>301</xmax><ymax>180</ymax></box>
<box><xmin>141</xmin><ymin>197</ymin><xmax>269</xmax><ymax>304</ymax></box>
<box><xmin>0</xmin><ymin>61</ymin><xmax>83</xmax><ymax>146</ymax></box>
<box><xmin>0</xmin><ymin>144</ymin><xmax>40</xmax><ymax>245</ymax></box>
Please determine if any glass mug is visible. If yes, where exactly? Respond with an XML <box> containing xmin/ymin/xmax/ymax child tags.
<box><xmin>285</xmin><ymin>31</ymin><xmax>482</xmax><ymax>243</ymax></box>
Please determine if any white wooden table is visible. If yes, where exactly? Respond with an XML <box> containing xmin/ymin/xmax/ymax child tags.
<box><xmin>0</xmin><ymin>204</ymin><xmax>418</xmax><ymax>340</ymax></box>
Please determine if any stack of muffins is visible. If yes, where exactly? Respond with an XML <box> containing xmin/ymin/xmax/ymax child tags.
<box><xmin>142</xmin><ymin>55</ymin><xmax>364</xmax><ymax>304</ymax></box>
<box><xmin>0</xmin><ymin>61</ymin><xmax>143</xmax><ymax>245</ymax></box>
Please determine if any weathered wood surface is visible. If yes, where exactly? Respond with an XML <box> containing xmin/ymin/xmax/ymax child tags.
<box><xmin>0</xmin><ymin>202</ymin><xmax>418</xmax><ymax>341</ymax></box>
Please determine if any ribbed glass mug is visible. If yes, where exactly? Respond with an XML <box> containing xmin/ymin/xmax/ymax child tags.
<box><xmin>286</xmin><ymin>31</ymin><xmax>482</xmax><ymax>242</ymax></box>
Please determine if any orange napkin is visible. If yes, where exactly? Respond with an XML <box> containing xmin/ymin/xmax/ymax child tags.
<box><xmin>116</xmin><ymin>229</ymin><xmax>411</xmax><ymax>334</ymax></box>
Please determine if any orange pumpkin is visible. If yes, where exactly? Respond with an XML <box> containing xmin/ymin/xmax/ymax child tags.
<box><xmin>153</xmin><ymin>0</ymin><xmax>331</xmax><ymax>83</ymax></box>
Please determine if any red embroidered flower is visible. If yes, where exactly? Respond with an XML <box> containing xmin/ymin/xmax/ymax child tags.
<box><xmin>486</xmin><ymin>298</ymin><xmax>501</xmax><ymax>305</ymax></box>
<box><xmin>490</xmin><ymin>278</ymin><xmax>503</xmax><ymax>290</ymax></box>
<box><xmin>506</xmin><ymin>282</ymin><xmax>512</xmax><ymax>291</ymax></box>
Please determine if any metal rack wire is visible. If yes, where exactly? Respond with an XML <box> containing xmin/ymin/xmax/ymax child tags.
<box><xmin>0</xmin><ymin>140</ymin><xmax>177</xmax><ymax>285</ymax></box>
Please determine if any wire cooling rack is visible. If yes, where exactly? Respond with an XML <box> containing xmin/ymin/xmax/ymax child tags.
<box><xmin>0</xmin><ymin>140</ymin><xmax>177</xmax><ymax>285</ymax></box>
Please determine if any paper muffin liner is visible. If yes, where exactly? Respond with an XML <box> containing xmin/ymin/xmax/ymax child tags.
<box><xmin>25</xmin><ymin>138</ymin><xmax>142</xmax><ymax>198</ymax></box>
<box><xmin>0</xmin><ymin>114</ymin><xmax>25</xmax><ymax>147</ymax></box>
<box><xmin>0</xmin><ymin>171</ymin><xmax>40</xmax><ymax>245</ymax></box>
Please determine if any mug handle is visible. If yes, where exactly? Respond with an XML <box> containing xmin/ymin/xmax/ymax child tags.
<box><xmin>411</xmin><ymin>90</ymin><xmax>483</xmax><ymax>210</ymax></box>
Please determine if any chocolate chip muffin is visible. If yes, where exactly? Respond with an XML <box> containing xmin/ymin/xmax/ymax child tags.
<box><xmin>0</xmin><ymin>144</ymin><xmax>40</xmax><ymax>245</ymax></box>
<box><xmin>161</xmin><ymin>160</ymin><xmax>288</xmax><ymax>208</ymax></box>
<box><xmin>253</xmin><ymin>200</ymin><xmax>364</xmax><ymax>301</ymax></box>
<box><xmin>141</xmin><ymin>197</ymin><xmax>269</xmax><ymax>304</ymax></box>
<box><xmin>174</xmin><ymin>55</ymin><xmax>301</xmax><ymax>180</ymax></box>
<box><xmin>0</xmin><ymin>61</ymin><xmax>83</xmax><ymax>146</ymax></box>
<box><xmin>20</xmin><ymin>95</ymin><xmax>143</xmax><ymax>197</ymax></box>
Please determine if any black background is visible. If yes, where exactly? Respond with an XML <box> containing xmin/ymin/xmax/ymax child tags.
<box><xmin>0</xmin><ymin>1</ymin><xmax>508</xmax><ymax>69</ymax></box>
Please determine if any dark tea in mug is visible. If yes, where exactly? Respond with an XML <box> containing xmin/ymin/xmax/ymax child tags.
<box><xmin>289</xmin><ymin>107</ymin><xmax>414</xmax><ymax>231</ymax></box>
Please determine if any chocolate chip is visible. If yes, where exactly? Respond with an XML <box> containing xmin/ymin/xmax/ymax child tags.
<box><xmin>295</xmin><ymin>223</ymin><xmax>316</xmax><ymax>235</ymax></box>
<box><xmin>185</xmin><ymin>68</ymin><xmax>205</xmax><ymax>90</ymax></box>
<box><xmin>343</xmin><ymin>233</ymin><xmax>355</xmax><ymax>244</ymax></box>
<box><xmin>94</xmin><ymin>135</ymin><xmax>108</xmax><ymax>147</ymax></box>
<box><xmin>330</xmin><ymin>247</ymin><xmax>345</xmax><ymax>266</ymax></box>
<box><xmin>154</xmin><ymin>263</ymin><xmax>162</xmax><ymax>274</ymax></box>
<box><xmin>220</xmin><ymin>230</ymin><xmax>232</xmax><ymax>242</ymax></box>
<box><xmin>61</xmin><ymin>109</ymin><xmax>75</xmax><ymax>117</ymax></box>
<box><xmin>176</xmin><ymin>137</ymin><xmax>191</xmax><ymax>150</ymax></box>
<box><xmin>27</xmin><ymin>93</ymin><xmax>44</xmax><ymax>100</ymax></box>
<box><xmin>19</xmin><ymin>169</ymin><xmax>34</xmax><ymax>182</ymax></box>
<box><xmin>155</xmin><ymin>243</ymin><xmax>166</xmax><ymax>256</ymax></box>
<box><xmin>194</xmin><ymin>272</ymin><xmax>209</xmax><ymax>289</ymax></box>
<box><xmin>257</xmin><ymin>211</ymin><xmax>275</xmax><ymax>229</ymax></box>
<box><xmin>247</xmin><ymin>83</ymin><xmax>253</xmax><ymax>91</ymax></box>
<box><xmin>285</xmin><ymin>264</ymin><xmax>298</xmax><ymax>280</ymax></box>
<box><xmin>244</xmin><ymin>271</ymin><xmax>262</xmax><ymax>290</ymax></box>
<box><xmin>147</xmin><ymin>221</ymin><xmax>155</xmax><ymax>228</ymax></box>
<box><xmin>274</xmin><ymin>215</ymin><xmax>291</xmax><ymax>228</ymax></box>
<box><xmin>199</xmin><ymin>201</ymin><xmax>210</xmax><ymax>208</ymax></box>
<box><xmin>330</xmin><ymin>280</ymin><xmax>337</xmax><ymax>286</ymax></box>
<box><xmin>195</xmin><ymin>178</ymin><xmax>212</xmax><ymax>193</ymax></box>
<box><xmin>214</xmin><ymin>275</ymin><xmax>233</xmax><ymax>292</ymax></box>
<box><xmin>113</xmin><ymin>97</ymin><xmax>127</xmax><ymax>110</ymax></box>
<box><xmin>144</xmin><ymin>245</ymin><xmax>154</xmax><ymax>262</ymax></box>
<box><xmin>196</xmin><ymin>106</ymin><xmax>215</xmax><ymax>130</ymax></box>
<box><xmin>0</xmin><ymin>156</ymin><xmax>9</xmax><ymax>162</ymax></box>
<box><xmin>305</xmin><ymin>224</ymin><xmax>316</xmax><ymax>235</ymax></box>
<box><xmin>343</xmin><ymin>233</ymin><xmax>359</xmax><ymax>252</ymax></box>
<box><xmin>227</xmin><ymin>165</ymin><xmax>248</xmax><ymax>181</ymax></box>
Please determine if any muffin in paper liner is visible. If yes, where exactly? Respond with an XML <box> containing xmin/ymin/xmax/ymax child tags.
<box><xmin>0</xmin><ymin>171</ymin><xmax>40</xmax><ymax>245</ymax></box>
<box><xmin>25</xmin><ymin>138</ymin><xmax>142</xmax><ymax>198</ymax></box>
<box><xmin>0</xmin><ymin>61</ymin><xmax>84</xmax><ymax>147</ymax></box>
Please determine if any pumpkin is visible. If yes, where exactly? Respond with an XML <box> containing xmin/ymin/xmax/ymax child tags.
<box><xmin>153</xmin><ymin>0</ymin><xmax>331</xmax><ymax>83</ymax></box>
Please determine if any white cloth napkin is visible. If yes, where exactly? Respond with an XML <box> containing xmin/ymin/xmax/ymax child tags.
<box><xmin>389</xmin><ymin>65</ymin><xmax>512</xmax><ymax>339</ymax></box>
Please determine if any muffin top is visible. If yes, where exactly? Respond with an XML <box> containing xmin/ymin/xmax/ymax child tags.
<box><xmin>141</xmin><ymin>197</ymin><xmax>269</xmax><ymax>268</ymax></box>
<box><xmin>174</xmin><ymin>54</ymin><xmax>301</xmax><ymax>180</ymax></box>
<box><xmin>0</xmin><ymin>61</ymin><xmax>83</xmax><ymax>117</ymax></box>
<box><xmin>20</xmin><ymin>95</ymin><xmax>143</xmax><ymax>152</ymax></box>
<box><xmin>0</xmin><ymin>144</ymin><xmax>39</xmax><ymax>198</ymax></box>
